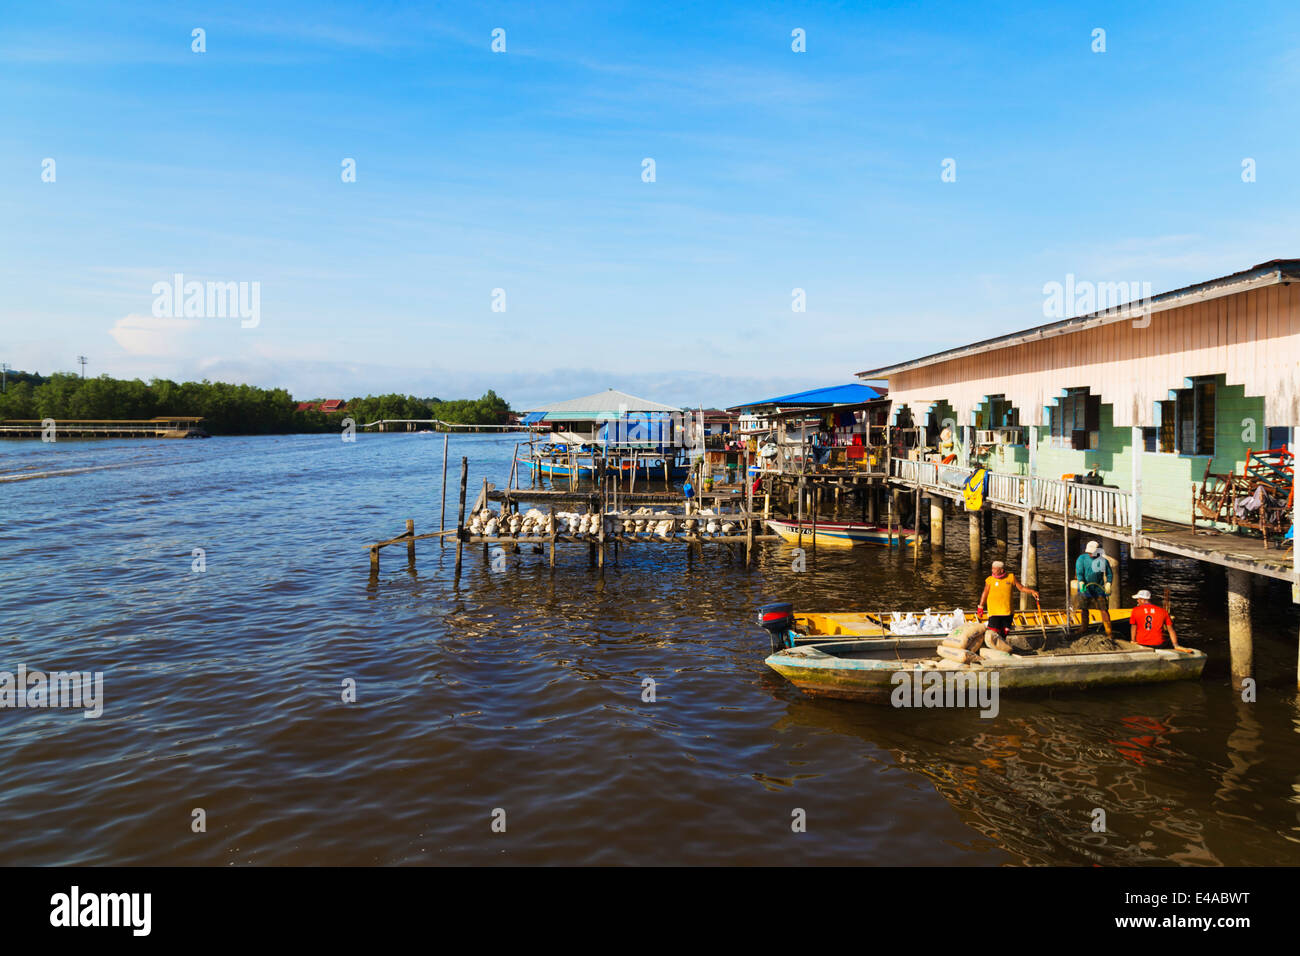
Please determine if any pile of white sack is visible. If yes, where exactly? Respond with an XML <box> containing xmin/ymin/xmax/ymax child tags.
<box><xmin>616</xmin><ymin>506</ymin><xmax>736</xmax><ymax>538</ymax></box>
<box><xmin>466</xmin><ymin>505</ymin><xmax>740</xmax><ymax>539</ymax></box>
<box><xmin>887</xmin><ymin>608</ymin><xmax>967</xmax><ymax>635</ymax></box>
<box><xmin>467</xmin><ymin>507</ymin><xmax>561</xmax><ymax>537</ymax></box>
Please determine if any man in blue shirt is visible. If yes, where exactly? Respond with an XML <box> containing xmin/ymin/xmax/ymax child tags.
<box><xmin>1074</xmin><ymin>540</ymin><xmax>1114</xmax><ymax>638</ymax></box>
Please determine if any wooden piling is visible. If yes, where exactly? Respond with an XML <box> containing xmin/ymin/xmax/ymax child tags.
<box><xmin>912</xmin><ymin>489</ymin><xmax>919</xmax><ymax>568</ymax></box>
<box><xmin>454</xmin><ymin>456</ymin><xmax>468</xmax><ymax>577</ymax></box>
<box><xmin>745</xmin><ymin>470</ymin><xmax>754</xmax><ymax>565</ymax></box>
<box><xmin>1102</xmin><ymin>538</ymin><xmax>1121</xmax><ymax>609</ymax></box>
<box><xmin>598</xmin><ymin>449</ymin><xmax>606</xmax><ymax>570</ymax></box>
<box><xmin>406</xmin><ymin>518</ymin><xmax>415</xmax><ymax>566</ymax></box>
<box><xmin>548</xmin><ymin>505</ymin><xmax>556</xmax><ymax>568</ymax></box>
<box><xmin>439</xmin><ymin>432</ymin><xmax>449</xmax><ymax>548</ymax></box>
<box><xmin>1227</xmin><ymin>568</ymin><xmax>1253</xmax><ymax>688</ymax></box>
<box><xmin>811</xmin><ymin>486</ymin><xmax>819</xmax><ymax>554</ymax></box>
<box><xmin>1019</xmin><ymin>514</ymin><xmax>1036</xmax><ymax>610</ymax></box>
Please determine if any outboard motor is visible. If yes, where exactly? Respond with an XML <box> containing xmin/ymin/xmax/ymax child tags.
<box><xmin>757</xmin><ymin>602</ymin><xmax>795</xmax><ymax>652</ymax></box>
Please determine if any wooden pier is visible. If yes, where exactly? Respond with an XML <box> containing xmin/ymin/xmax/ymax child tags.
<box><xmin>0</xmin><ymin>416</ymin><xmax>207</xmax><ymax>438</ymax></box>
<box><xmin>367</xmin><ymin>455</ymin><xmax>778</xmax><ymax>576</ymax></box>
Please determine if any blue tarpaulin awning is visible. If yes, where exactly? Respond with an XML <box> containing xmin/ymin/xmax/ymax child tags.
<box><xmin>730</xmin><ymin>383</ymin><xmax>881</xmax><ymax>411</ymax></box>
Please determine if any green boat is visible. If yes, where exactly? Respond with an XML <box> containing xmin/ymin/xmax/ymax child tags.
<box><xmin>764</xmin><ymin>637</ymin><xmax>1207</xmax><ymax>704</ymax></box>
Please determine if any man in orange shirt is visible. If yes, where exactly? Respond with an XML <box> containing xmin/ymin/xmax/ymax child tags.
<box><xmin>1129</xmin><ymin>589</ymin><xmax>1184</xmax><ymax>650</ymax></box>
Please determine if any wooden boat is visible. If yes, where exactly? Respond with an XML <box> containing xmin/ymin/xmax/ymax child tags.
<box><xmin>784</xmin><ymin>606</ymin><xmax>1131</xmax><ymax>645</ymax></box>
<box><xmin>766</xmin><ymin>518</ymin><xmax>916</xmax><ymax>547</ymax></box>
<box><xmin>764</xmin><ymin>638</ymin><xmax>1206</xmax><ymax>703</ymax></box>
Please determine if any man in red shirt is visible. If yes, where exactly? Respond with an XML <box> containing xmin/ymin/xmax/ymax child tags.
<box><xmin>1129</xmin><ymin>590</ymin><xmax>1184</xmax><ymax>650</ymax></box>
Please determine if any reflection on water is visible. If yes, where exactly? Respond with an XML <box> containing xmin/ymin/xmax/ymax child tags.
<box><xmin>0</xmin><ymin>433</ymin><xmax>1297</xmax><ymax>865</ymax></box>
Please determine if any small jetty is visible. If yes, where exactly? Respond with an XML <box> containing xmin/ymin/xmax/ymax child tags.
<box><xmin>367</xmin><ymin>453</ymin><xmax>778</xmax><ymax>576</ymax></box>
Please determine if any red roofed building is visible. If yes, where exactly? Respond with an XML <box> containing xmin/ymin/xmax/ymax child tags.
<box><xmin>295</xmin><ymin>400</ymin><xmax>348</xmax><ymax>413</ymax></box>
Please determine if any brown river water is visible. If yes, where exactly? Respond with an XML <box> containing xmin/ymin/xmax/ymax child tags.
<box><xmin>1</xmin><ymin>433</ymin><xmax>1298</xmax><ymax>865</ymax></box>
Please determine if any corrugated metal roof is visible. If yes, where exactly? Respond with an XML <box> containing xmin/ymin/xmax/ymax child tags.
<box><xmin>730</xmin><ymin>383</ymin><xmax>881</xmax><ymax>411</ymax></box>
<box><xmin>524</xmin><ymin>388</ymin><xmax>682</xmax><ymax>418</ymax></box>
<box><xmin>857</xmin><ymin>258</ymin><xmax>1300</xmax><ymax>380</ymax></box>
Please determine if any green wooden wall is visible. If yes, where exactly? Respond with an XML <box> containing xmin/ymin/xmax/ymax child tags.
<box><xmin>971</xmin><ymin>378</ymin><xmax>1267</xmax><ymax>525</ymax></box>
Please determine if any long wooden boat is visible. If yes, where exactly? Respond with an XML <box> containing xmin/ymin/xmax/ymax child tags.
<box><xmin>766</xmin><ymin>518</ymin><xmax>916</xmax><ymax>547</ymax></box>
<box><xmin>764</xmin><ymin>638</ymin><xmax>1206</xmax><ymax>703</ymax></box>
<box><xmin>784</xmin><ymin>606</ymin><xmax>1131</xmax><ymax>644</ymax></box>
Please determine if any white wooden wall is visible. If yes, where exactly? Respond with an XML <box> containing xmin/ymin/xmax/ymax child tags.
<box><xmin>881</xmin><ymin>283</ymin><xmax>1300</xmax><ymax>428</ymax></box>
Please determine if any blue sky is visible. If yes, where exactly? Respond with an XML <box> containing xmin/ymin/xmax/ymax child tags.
<box><xmin>2</xmin><ymin>1</ymin><xmax>1298</xmax><ymax>408</ymax></box>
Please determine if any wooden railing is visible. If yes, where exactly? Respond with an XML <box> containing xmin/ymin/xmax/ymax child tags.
<box><xmin>1032</xmin><ymin>476</ymin><xmax>1132</xmax><ymax>529</ymax></box>
<box><xmin>893</xmin><ymin>459</ymin><xmax>1134</xmax><ymax>531</ymax></box>
<box><xmin>987</xmin><ymin>472</ymin><xmax>1030</xmax><ymax>506</ymax></box>
<box><xmin>892</xmin><ymin>458</ymin><xmax>936</xmax><ymax>486</ymax></box>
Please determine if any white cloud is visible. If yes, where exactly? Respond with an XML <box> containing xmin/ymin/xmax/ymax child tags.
<box><xmin>108</xmin><ymin>314</ymin><xmax>200</xmax><ymax>357</ymax></box>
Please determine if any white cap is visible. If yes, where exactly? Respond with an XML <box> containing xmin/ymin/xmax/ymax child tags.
<box><xmin>1132</xmin><ymin>589</ymin><xmax>1152</xmax><ymax>601</ymax></box>
<box><xmin>1085</xmin><ymin>540</ymin><xmax>1101</xmax><ymax>553</ymax></box>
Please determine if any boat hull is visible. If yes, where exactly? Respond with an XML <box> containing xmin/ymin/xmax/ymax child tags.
<box><xmin>766</xmin><ymin>519</ymin><xmax>915</xmax><ymax>547</ymax></box>
<box><xmin>766</xmin><ymin>639</ymin><xmax>1206</xmax><ymax>703</ymax></box>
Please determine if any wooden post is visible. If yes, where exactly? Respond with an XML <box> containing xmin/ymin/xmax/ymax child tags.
<box><xmin>746</xmin><ymin>466</ymin><xmax>754</xmax><ymax>565</ymax></box>
<box><xmin>548</xmin><ymin>505</ymin><xmax>556</xmax><ymax>568</ymax></box>
<box><xmin>406</xmin><ymin>518</ymin><xmax>416</xmax><ymax>567</ymax></box>
<box><xmin>1102</xmin><ymin>538</ymin><xmax>1121</xmax><ymax>609</ymax></box>
<box><xmin>598</xmin><ymin>448</ymin><xmax>606</xmax><ymax>570</ymax></box>
<box><xmin>1063</xmin><ymin>489</ymin><xmax>1073</xmax><ymax>631</ymax></box>
<box><xmin>440</xmin><ymin>432</ymin><xmax>449</xmax><ymax>548</ymax></box>
<box><xmin>811</xmin><ymin>484</ymin><xmax>818</xmax><ymax>554</ymax></box>
<box><xmin>969</xmin><ymin>509</ymin><xmax>982</xmax><ymax>563</ymax></box>
<box><xmin>482</xmin><ymin>476</ymin><xmax>490</xmax><ymax>559</ymax></box>
<box><xmin>1227</xmin><ymin>568</ymin><xmax>1253</xmax><ymax>689</ymax></box>
<box><xmin>1293</xmin><ymin>465</ymin><xmax>1300</xmax><ymax>689</ymax></box>
<box><xmin>888</xmin><ymin>490</ymin><xmax>897</xmax><ymax>547</ymax></box>
<box><xmin>454</xmin><ymin>456</ymin><xmax>468</xmax><ymax>577</ymax></box>
<box><xmin>930</xmin><ymin>497</ymin><xmax>944</xmax><ymax>548</ymax></box>
<box><xmin>1019</xmin><ymin>514</ymin><xmax>1035</xmax><ymax>610</ymax></box>
<box><xmin>1131</xmin><ymin>424</ymin><xmax>1143</xmax><ymax>547</ymax></box>
<box><xmin>796</xmin><ymin>477</ymin><xmax>805</xmax><ymax>548</ymax></box>
<box><xmin>369</xmin><ymin>545</ymin><xmax>379</xmax><ymax>574</ymax></box>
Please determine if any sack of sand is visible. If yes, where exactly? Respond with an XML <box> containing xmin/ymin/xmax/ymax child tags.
<box><xmin>943</xmin><ymin>621</ymin><xmax>987</xmax><ymax>652</ymax></box>
<box><xmin>936</xmin><ymin>644</ymin><xmax>979</xmax><ymax>665</ymax></box>
<box><xmin>984</xmin><ymin>632</ymin><xmax>1013</xmax><ymax>653</ymax></box>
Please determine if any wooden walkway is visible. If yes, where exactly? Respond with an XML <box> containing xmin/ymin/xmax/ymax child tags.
<box><xmin>1138</xmin><ymin>518</ymin><xmax>1295</xmax><ymax>582</ymax></box>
